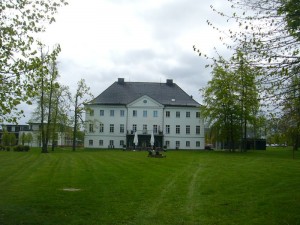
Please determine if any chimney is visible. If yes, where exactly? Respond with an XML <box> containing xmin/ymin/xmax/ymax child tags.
<box><xmin>118</xmin><ymin>78</ymin><xmax>125</xmax><ymax>84</ymax></box>
<box><xmin>166</xmin><ymin>79</ymin><xmax>173</xmax><ymax>86</ymax></box>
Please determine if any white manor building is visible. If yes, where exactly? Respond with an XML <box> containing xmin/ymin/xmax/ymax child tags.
<box><xmin>84</xmin><ymin>78</ymin><xmax>205</xmax><ymax>150</ymax></box>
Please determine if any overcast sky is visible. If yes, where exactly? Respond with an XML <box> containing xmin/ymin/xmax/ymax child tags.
<box><xmin>21</xmin><ymin>0</ymin><xmax>234</xmax><ymax>123</ymax></box>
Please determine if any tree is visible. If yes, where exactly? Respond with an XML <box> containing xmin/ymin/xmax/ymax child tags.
<box><xmin>201</xmin><ymin>51</ymin><xmax>260</xmax><ymax>151</ymax></box>
<box><xmin>0</xmin><ymin>0</ymin><xmax>68</xmax><ymax>123</ymax></box>
<box><xmin>72</xmin><ymin>79</ymin><xmax>93</xmax><ymax>151</ymax></box>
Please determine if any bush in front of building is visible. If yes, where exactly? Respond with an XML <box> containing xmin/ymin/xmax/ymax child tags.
<box><xmin>13</xmin><ymin>145</ymin><xmax>30</xmax><ymax>152</ymax></box>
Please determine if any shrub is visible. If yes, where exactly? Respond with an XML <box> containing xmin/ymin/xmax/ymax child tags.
<box><xmin>6</xmin><ymin>146</ymin><xmax>11</xmax><ymax>151</ymax></box>
<box><xmin>23</xmin><ymin>146</ymin><xmax>30</xmax><ymax>152</ymax></box>
<box><xmin>13</xmin><ymin>145</ymin><xmax>30</xmax><ymax>152</ymax></box>
<box><xmin>0</xmin><ymin>145</ymin><xmax>5</xmax><ymax>151</ymax></box>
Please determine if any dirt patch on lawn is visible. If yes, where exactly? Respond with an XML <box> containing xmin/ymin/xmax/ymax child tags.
<box><xmin>61</xmin><ymin>188</ymin><xmax>81</xmax><ymax>192</ymax></box>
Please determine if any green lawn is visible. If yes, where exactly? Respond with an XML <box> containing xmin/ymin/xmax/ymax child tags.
<box><xmin>0</xmin><ymin>148</ymin><xmax>299</xmax><ymax>225</ymax></box>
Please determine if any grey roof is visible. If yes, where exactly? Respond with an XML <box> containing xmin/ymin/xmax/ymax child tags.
<box><xmin>90</xmin><ymin>79</ymin><xmax>200</xmax><ymax>107</ymax></box>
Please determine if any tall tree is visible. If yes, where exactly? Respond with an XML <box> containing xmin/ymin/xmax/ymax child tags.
<box><xmin>0</xmin><ymin>0</ymin><xmax>68</xmax><ymax>123</ymax></box>
<box><xmin>72</xmin><ymin>79</ymin><xmax>93</xmax><ymax>151</ymax></box>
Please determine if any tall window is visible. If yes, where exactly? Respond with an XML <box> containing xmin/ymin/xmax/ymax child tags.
<box><xmin>133</xmin><ymin>110</ymin><xmax>137</xmax><ymax>117</ymax></box>
<box><xmin>196</xmin><ymin>112</ymin><xmax>200</xmax><ymax>118</ymax></box>
<box><xmin>176</xmin><ymin>111</ymin><xmax>180</xmax><ymax>118</ymax></box>
<box><xmin>176</xmin><ymin>141</ymin><xmax>180</xmax><ymax>148</ymax></box>
<box><xmin>186</xmin><ymin>112</ymin><xmax>190</xmax><ymax>118</ymax></box>
<box><xmin>165</xmin><ymin>125</ymin><xmax>170</xmax><ymax>134</ymax></box>
<box><xmin>120</xmin><ymin>124</ymin><xmax>124</xmax><ymax>133</ymax></box>
<box><xmin>153</xmin><ymin>110</ymin><xmax>158</xmax><ymax>117</ymax></box>
<box><xmin>110</xmin><ymin>110</ymin><xmax>114</xmax><ymax>117</ymax></box>
<box><xmin>166</xmin><ymin>111</ymin><xmax>170</xmax><ymax>117</ymax></box>
<box><xmin>110</xmin><ymin>124</ymin><xmax>114</xmax><ymax>133</ymax></box>
<box><xmin>100</xmin><ymin>110</ymin><xmax>104</xmax><ymax>116</ymax></box>
<box><xmin>153</xmin><ymin>125</ymin><xmax>158</xmax><ymax>134</ymax></box>
<box><xmin>99</xmin><ymin>140</ymin><xmax>103</xmax><ymax>146</ymax></box>
<box><xmin>89</xmin><ymin>124</ymin><xmax>94</xmax><ymax>133</ymax></box>
<box><xmin>109</xmin><ymin>140</ymin><xmax>114</xmax><ymax>146</ymax></box>
<box><xmin>120</xmin><ymin>140</ymin><xmax>125</xmax><ymax>146</ymax></box>
<box><xmin>120</xmin><ymin>110</ymin><xmax>125</xmax><ymax>117</ymax></box>
<box><xmin>196</xmin><ymin>126</ymin><xmax>201</xmax><ymax>134</ymax></box>
<box><xmin>143</xmin><ymin>124</ymin><xmax>147</xmax><ymax>134</ymax></box>
<box><xmin>196</xmin><ymin>141</ymin><xmax>201</xmax><ymax>147</ymax></box>
<box><xmin>186</xmin><ymin>125</ymin><xmax>190</xmax><ymax>134</ymax></box>
<box><xmin>143</xmin><ymin>110</ymin><xmax>147</xmax><ymax>117</ymax></box>
<box><xmin>133</xmin><ymin>124</ymin><xmax>137</xmax><ymax>132</ymax></box>
<box><xmin>99</xmin><ymin>124</ymin><xmax>104</xmax><ymax>133</ymax></box>
<box><xmin>90</xmin><ymin>109</ymin><xmax>94</xmax><ymax>116</ymax></box>
<box><xmin>89</xmin><ymin>140</ymin><xmax>93</xmax><ymax>146</ymax></box>
<box><xmin>176</xmin><ymin>125</ymin><xmax>180</xmax><ymax>134</ymax></box>
<box><xmin>186</xmin><ymin>141</ymin><xmax>190</xmax><ymax>147</ymax></box>
<box><xmin>165</xmin><ymin>141</ymin><xmax>170</xmax><ymax>147</ymax></box>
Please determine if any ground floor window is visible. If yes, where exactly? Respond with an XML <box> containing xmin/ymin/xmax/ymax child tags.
<box><xmin>186</xmin><ymin>141</ymin><xmax>190</xmax><ymax>147</ymax></box>
<box><xmin>120</xmin><ymin>140</ymin><xmax>125</xmax><ymax>146</ymax></box>
<box><xmin>109</xmin><ymin>140</ymin><xmax>114</xmax><ymax>146</ymax></box>
<box><xmin>196</xmin><ymin>141</ymin><xmax>200</xmax><ymax>147</ymax></box>
<box><xmin>89</xmin><ymin>140</ymin><xmax>93</xmax><ymax>146</ymax></box>
<box><xmin>165</xmin><ymin>140</ymin><xmax>170</xmax><ymax>147</ymax></box>
<box><xmin>176</xmin><ymin>141</ymin><xmax>180</xmax><ymax>148</ymax></box>
<box><xmin>99</xmin><ymin>140</ymin><xmax>103</xmax><ymax>146</ymax></box>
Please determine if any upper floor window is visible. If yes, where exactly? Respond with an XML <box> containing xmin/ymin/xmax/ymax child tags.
<box><xmin>143</xmin><ymin>124</ymin><xmax>147</xmax><ymax>134</ymax></box>
<box><xmin>166</xmin><ymin>111</ymin><xmax>170</xmax><ymax>118</ymax></box>
<box><xmin>120</xmin><ymin>124</ymin><xmax>125</xmax><ymax>133</ymax></box>
<box><xmin>153</xmin><ymin>125</ymin><xmax>158</xmax><ymax>134</ymax></box>
<box><xmin>99</xmin><ymin>124</ymin><xmax>104</xmax><ymax>133</ymax></box>
<box><xmin>143</xmin><ymin>110</ymin><xmax>147</xmax><ymax>117</ymax></box>
<box><xmin>153</xmin><ymin>110</ymin><xmax>158</xmax><ymax>117</ymax></box>
<box><xmin>176</xmin><ymin>111</ymin><xmax>180</xmax><ymax>118</ymax></box>
<box><xmin>165</xmin><ymin>125</ymin><xmax>170</xmax><ymax>134</ymax></box>
<box><xmin>132</xmin><ymin>124</ymin><xmax>137</xmax><ymax>132</ymax></box>
<box><xmin>176</xmin><ymin>125</ymin><xmax>180</xmax><ymax>134</ymax></box>
<box><xmin>133</xmin><ymin>110</ymin><xmax>137</xmax><ymax>117</ymax></box>
<box><xmin>120</xmin><ymin>110</ymin><xmax>125</xmax><ymax>117</ymax></box>
<box><xmin>196</xmin><ymin>126</ymin><xmax>201</xmax><ymax>134</ymax></box>
<box><xmin>186</xmin><ymin>112</ymin><xmax>190</xmax><ymax>118</ymax></box>
<box><xmin>110</xmin><ymin>124</ymin><xmax>114</xmax><ymax>133</ymax></box>
<box><xmin>110</xmin><ymin>110</ymin><xmax>114</xmax><ymax>117</ymax></box>
<box><xmin>100</xmin><ymin>110</ymin><xmax>104</xmax><ymax>116</ymax></box>
<box><xmin>90</xmin><ymin>109</ymin><xmax>94</xmax><ymax>116</ymax></box>
<box><xmin>186</xmin><ymin>125</ymin><xmax>190</xmax><ymax>134</ymax></box>
<box><xmin>196</xmin><ymin>112</ymin><xmax>200</xmax><ymax>118</ymax></box>
<box><xmin>89</xmin><ymin>124</ymin><xmax>94</xmax><ymax>133</ymax></box>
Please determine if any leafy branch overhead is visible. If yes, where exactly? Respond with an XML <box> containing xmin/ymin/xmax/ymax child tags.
<box><xmin>0</xmin><ymin>0</ymin><xmax>68</xmax><ymax>123</ymax></box>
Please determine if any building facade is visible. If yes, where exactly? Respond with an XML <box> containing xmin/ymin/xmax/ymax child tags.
<box><xmin>84</xmin><ymin>78</ymin><xmax>205</xmax><ymax>150</ymax></box>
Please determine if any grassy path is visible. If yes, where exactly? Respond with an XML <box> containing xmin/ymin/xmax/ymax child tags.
<box><xmin>0</xmin><ymin>149</ymin><xmax>299</xmax><ymax>224</ymax></box>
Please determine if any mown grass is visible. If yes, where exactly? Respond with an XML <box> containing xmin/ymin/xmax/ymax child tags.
<box><xmin>0</xmin><ymin>148</ymin><xmax>299</xmax><ymax>225</ymax></box>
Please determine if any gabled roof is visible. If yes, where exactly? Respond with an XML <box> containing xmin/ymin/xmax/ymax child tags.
<box><xmin>90</xmin><ymin>78</ymin><xmax>200</xmax><ymax>107</ymax></box>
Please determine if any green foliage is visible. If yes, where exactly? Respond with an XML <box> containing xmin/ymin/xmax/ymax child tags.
<box><xmin>0</xmin><ymin>0</ymin><xmax>68</xmax><ymax>123</ymax></box>
<box><xmin>13</xmin><ymin>145</ymin><xmax>30</xmax><ymax>152</ymax></box>
<box><xmin>201</xmin><ymin>50</ymin><xmax>260</xmax><ymax>150</ymax></box>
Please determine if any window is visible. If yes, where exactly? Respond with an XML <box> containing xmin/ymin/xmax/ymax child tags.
<box><xmin>89</xmin><ymin>140</ymin><xmax>93</xmax><ymax>146</ymax></box>
<box><xmin>153</xmin><ymin>125</ymin><xmax>158</xmax><ymax>134</ymax></box>
<box><xmin>166</xmin><ymin>111</ymin><xmax>170</xmax><ymax>117</ymax></box>
<box><xmin>120</xmin><ymin>110</ymin><xmax>125</xmax><ymax>117</ymax></box>
<box><xmin>100</xmin><ymin>110</ymin><xmax>104</xmax><ymax>116</ymax></box>
<box><xmin>186</xmin><ymin>112</ymin><xmax>190</xmax><ymax>118</ymax></box>
<box><xmin>133</xmin><ymin>110</ymin><xmax>137</xmax><ymax>117</ymax></box>
<box><xmin>196</xmin><ymin>141</ymin><xmax>201</xmax><ymax>147</ymax></box>
<box><xmin>120</xmin><ymin>140</ymin><xmax>125</xmax><ymax>146</ymax></box>
<box><xmin>153</xmin><ymin>110</ymin><xmax>158</xmax><ymax>117</ymax></box>
<box><xmin>186</xmin><ymin>125</ymin><xmax>190</xmax><ymax>134</ymax></box>
<box><xmin>90</xmin><ymin>109</ymin><xmax>94</xmax><ymax>116</ymax></box>
<box><xmin>196</xmin><ymin>126</ymin><xmax>201</xmax><ymax>134</ymax></box>
<box><xmin>99</xmin><ymin>140</ymin><xmax>103</xmax><ymax>146</ymax></box>
<box><xmin>133</xmin><ymin>124</ymin><xmax>137</xmax><ymax>132</ymax></box>
<box><xmin>165</xmin><ymin>141</ymin><xmax>170</xmax><ymax>147</ymax></box>
<box><xmin>143</xmin><ymin>124</ymin><xmax>147</xmax><ymax>134</ymax></box>
<box><xmin>109</xmin><ymin>140</ymin><xmax>114</xmax><ymax>146</ymax></box>
<box><xmin>99</xmin><ymin>124</ymin><xmax>104</xmax><ymax>133</ymax></box>
<box><xmin>165</xmin><ymin>125</ymin><xmax>170</xmax><ymax>134</ymax></box>
<box><xmin>176</xmin><ymin>141</ymin><xmax>180</xmax><ymax>148</ymax></box>
<box><xmin>89</xmin><ymin>124</ymin><xmax>94</xmax><ymax>133</ymax></box>
<box><xmin>176</xmin><ymin>111</ymin><xmax>180</xmax><ymax>118</ymax></box>
<box><xmin>120</xmin><ymin>124</ymin><xmax>124</xmax><ymax>133</ymax></box>
<box><xmin>196</xmin><ymin>112</ymin><xmax>200</xmax><ymax>118</ymax></box>
<box><xmin>110</xmin><ymin>110</ymin><xmax>114</xmax><ymax>117</ymax></box>
<box><xmin>110</xmin><ymin>124</ymin><xmax>114</xmax><ymax>133</ymax></box>
<box><xmin>186</xmin><ymin>141</ymin><xmax>190</xmax><ymax>147</ymax></box>
<box><xmin>143</xmin><ymin>110</ymin><xmax>147</xmax><ymax>117</ymax></box>
<box><xmin>176</xmin><ymin>125</ymin><xmax>180</xmax><ymax>134</ymax></box>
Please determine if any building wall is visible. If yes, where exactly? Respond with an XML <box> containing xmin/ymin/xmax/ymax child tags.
<box><xmin>84</xmin><ymin>96</ymin><xmax>205</xmax><ymax>150</ymax></box>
